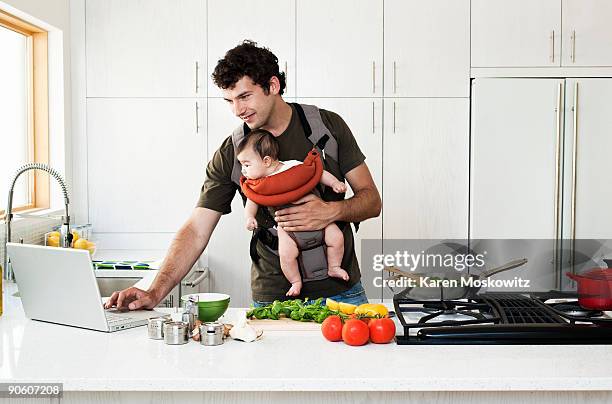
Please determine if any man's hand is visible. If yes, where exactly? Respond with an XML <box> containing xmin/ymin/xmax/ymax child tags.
<box><xmin>275</xmin><ymin>193</ymin><xmax>340</xmax><ymax>232</ymax></box>
<box><xmin>104</xmin><ymin>287</ymin><xmax>158</xmax><ymax>311</ymax></box>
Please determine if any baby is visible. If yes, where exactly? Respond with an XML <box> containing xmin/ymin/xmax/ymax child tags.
<box><xmin>236</xmin><ymin>129</ymin><xmax>350</xmax><ymax>296</ymax></box>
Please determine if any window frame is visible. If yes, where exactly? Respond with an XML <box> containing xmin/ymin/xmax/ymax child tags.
<box><xmin>0</xmin><ymin>9</ymin><xmax>49</xmax><ymax>219</ymax></box>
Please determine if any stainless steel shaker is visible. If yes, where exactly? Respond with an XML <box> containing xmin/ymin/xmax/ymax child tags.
<box><xmin>199</xmin><ymin>322</ymin><xmax>224</xmax><ymax>346</ymax></box>
<box><xmin>163</xmin><ymin>321</ymin><xmax>189</xmax><ymax>345</ymax></box>
<box><xmin>182</xmin><ymin>296</ymin><xmax>199</xmax><ymax>333</ymax></box>
<box><xmin>147</xmin><ymin>315</ymin><xmax>171</xmax><ymax>339</ymax></box>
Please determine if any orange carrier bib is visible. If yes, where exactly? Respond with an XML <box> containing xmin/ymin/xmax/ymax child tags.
<box><xmin>239</xmin><ymin>148</ymin><xmax>323</xmax><ymax>207</ymax></box>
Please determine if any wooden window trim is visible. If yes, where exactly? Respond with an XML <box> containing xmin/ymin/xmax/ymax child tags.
<box><xmin>0</xmin><ymin>9</ymin><xmax>49</xmax><ymax>218</ymax></box>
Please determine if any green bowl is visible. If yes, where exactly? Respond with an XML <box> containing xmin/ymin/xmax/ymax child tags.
<box><xmin>181</xmin><ymin>293</ymin><xmax>230</xmax><ymax>322</ymax></box>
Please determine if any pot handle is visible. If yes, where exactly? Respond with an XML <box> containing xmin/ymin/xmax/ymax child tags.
<box><xmin>565</xmin><ymin>272</ymin><xmax>581</xmax><ymax>282</ymax></box>
<box><xmin>479</xmin><ymin>258</ymin><xmax>528</xmax><ymax>278</ymax></box>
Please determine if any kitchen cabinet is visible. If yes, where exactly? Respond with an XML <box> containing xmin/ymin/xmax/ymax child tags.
<box><xmin>470</xmin><ymin>79</ymin><xmax>563</xmax><ymax>239</ymax></box>
<box><xmin>470</xmin><ymin>78</ymin><xmax>564</xmax><ymax>290</ymax></box>
<box><xmin>86</xmin><ymin>0</ymin><xmax>205</xmax><ymax>97</ymax></box>
<box><xmin>206</xmin><ymin>98</ymin><xmax>253</xmax><ymax>307</ymax></box>
<box><xmin>297</xmin><ymin>98</ymin><xmax>383</xmax><ymax>301</ymax></box>
<box><xmin>295</xmin><ymin>0</ymin><xmax>383</xmax><ymax>97</ymax></box>
<box><xmin>87</xmin><ymin>98</ymin><xmax>206</xmax><ymax>233</ymax></box>
<box><xmin>562</xmin><ymin>79</ymin><xmax>612</xmax><ymax>275</ymax></box>
<box><xmin>384</xmin><ymin>0</ymin><xmax>469</xmax><ymax>97</ymax></box>
<box><xmin>207</xmin><ymin>0</ymin><xmax>295</xmax><ymax>97</ymax></box>
<box><xmin>471</xmin><ymin>0</ymin><xmax>561</xmax><ymax>67</ymax></box>
<box><xmin>383</xmin><ymin>98</ymin><xmax>469</xmax><ymax>240</ymax></box>
<box><xmin>381</xmin><ymin>98</ymin><xmax>469</xmax><ymax>299</ymax></box>
<box><xmin>562</xmin><ymin>0</ymin><xmax>612</xmax><ymax>66</ymax></box>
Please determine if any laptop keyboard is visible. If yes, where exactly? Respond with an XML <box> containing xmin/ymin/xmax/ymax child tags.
<box><xmin>105</xmin><ymin>312</ymin><xmax>137</xmax><ymax>325</ymax></box>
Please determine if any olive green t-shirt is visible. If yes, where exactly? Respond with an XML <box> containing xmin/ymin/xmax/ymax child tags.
<box><xmin>197</xmin><ymin>104</ymin><xmax>366</xmax><ymax>302</ymax></box>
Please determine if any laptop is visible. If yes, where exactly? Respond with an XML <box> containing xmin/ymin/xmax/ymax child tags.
<box><xmin>7</xmin><ymin>243</ymin><xmax>166</xmax><ymax>332</ymax></box>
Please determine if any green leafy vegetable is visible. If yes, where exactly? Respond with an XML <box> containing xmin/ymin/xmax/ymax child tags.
<box><xmin>246</xmin><ymin>298</ymin><xmax>346</xmax><ymax>323</ymax></box>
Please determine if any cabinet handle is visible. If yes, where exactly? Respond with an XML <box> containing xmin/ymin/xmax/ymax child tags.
<box><xmin>372</xmin><ymin>61</ymin><xmax>375</xmax><ymax>94</ymax></box>
<box><xmin>393</xmin><ymin>101</ymin><xmax>396</xmax><ymax>133</ymax></box>
<box><xmin>549</xmin><ymin>30</ymin><xmax>555</xmax><ymax>63</ymax></box>
<box><xmin>195</xmin><ymin>61</ymin><xmax>199</xmax><ymax>94</ymax></box>
<box><xmin>284</xmin><ymin>61</ymin><xmax>288</xmax><ymax>90</ymax></box>
<box><xmin>570</xmin><ymin>81</ymin><xmax>579</xmax><ymax>273</ymax></box>
<box><xmin>571</xmin><ymin>30</ymin><xmax>576</xmax><ymax>63</ymax></box>
<box><xmin>553</xmin><ymin>82</ymin><xmax>563</xmax><ymax>283</ymax></box>
<box><xmin>393</xmin><ymin>61</ymin><xmax>397</xmax><ymax>94</ymax></box>
<box><xmin>372</xmin><ymin>102</ymin><xmax>375</xmax><ymax>133</ymax></box>
<box><xmin>195</xmin><ymin>102</ymin><xmax>200</xmax><ymax>133</ymax></box>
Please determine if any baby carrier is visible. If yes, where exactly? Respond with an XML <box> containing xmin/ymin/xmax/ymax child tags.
<box><xmin>230</xmin><ymin>103</ymin><xmax>357</xmax><ymax>283</ymax></box>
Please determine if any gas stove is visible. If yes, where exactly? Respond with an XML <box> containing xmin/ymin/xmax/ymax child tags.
<box><xmin>393</xmin><ymin>291</ymin><xmax>612</xmax><ymax>344</ymax></box>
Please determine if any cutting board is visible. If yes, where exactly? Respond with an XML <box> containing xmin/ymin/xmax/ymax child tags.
<box><xmin>247</xmin><ymin>317</ymin><xmax>322</xmax><ymax>331</ymax></box>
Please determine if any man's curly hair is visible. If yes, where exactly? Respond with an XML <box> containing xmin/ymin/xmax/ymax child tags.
<box><xmin>212</xmin><ymin>40</ymin><xmax>286</xmax><ymax>95</ymax></box>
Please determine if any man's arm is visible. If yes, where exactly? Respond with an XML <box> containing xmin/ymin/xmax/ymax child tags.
<box><xmin>105</xmin><ymin>207</ymin><xmax>222</xmax><ymax>310</ymax></box>
<box><xmin>275</xmin><ymin>162</ymin><xmax>381</xmax><ymax>232</ymax></box>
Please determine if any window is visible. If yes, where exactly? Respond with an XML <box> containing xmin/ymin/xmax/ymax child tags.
<box><xmin>0</xmin><ymin>10</ymin><xmax>49</xmax><ymax>218</ymax></box>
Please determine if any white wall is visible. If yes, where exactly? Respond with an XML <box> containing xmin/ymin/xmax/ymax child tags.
<box><xmin>0</xmin><ymin>0</ymin><xmax>72</xmax><ymax>213</ymax></box>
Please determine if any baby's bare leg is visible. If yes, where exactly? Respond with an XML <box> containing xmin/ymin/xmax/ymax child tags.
<box><xmin>277</xmin><ymin>226</ymin><xmax>303</xmax><ymax>296</ymax></box>
<box><xmin>324</xmin><ymin>223</ymin><xmax>349</xmax><ymax>281</ymax></box>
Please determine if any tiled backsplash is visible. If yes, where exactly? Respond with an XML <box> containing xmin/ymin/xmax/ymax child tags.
<box><xmin>0</xmin><ymin>215</ymin><xmax>63</xmax><ymax>266</ymax></box>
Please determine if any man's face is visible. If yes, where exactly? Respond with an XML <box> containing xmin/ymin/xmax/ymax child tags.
<box><xmin>222</xmin><ymin>76</ymin><xmax>276</xmax><ymax>129</ymax></box>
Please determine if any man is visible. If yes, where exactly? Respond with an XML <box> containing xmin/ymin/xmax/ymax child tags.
<box><xmin>105</xmin><ymin>41</ymin><xmax>381</xmax><ymax>310</ymax></box>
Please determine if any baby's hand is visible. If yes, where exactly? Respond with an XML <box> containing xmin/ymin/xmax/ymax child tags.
<box><xmin>246</xmin><ymin>217</ymin><xmax>258</xmax><ymax>231</ymax></box>
<box><xmin>331</xmin><ymin>181</ymin><xmax>347</xmax><ymax>193</ymax></box>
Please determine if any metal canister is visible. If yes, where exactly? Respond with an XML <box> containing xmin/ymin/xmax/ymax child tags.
<box><xmin>147</xmin><ymin>316</ymin><xmax>171</xmax><ymax>340</ymax></box>
<box><xmin>163</xmin><ymin>321</ymin><xmax>189</xmax><ymax>345</ymax></box>
<box><xmin>182</xmin><ymin>297</ymin><xmax>199</xmax><ymax>332</ymax></box>
<box><xmin>199</xmin><ymin>322</ymin><xmax>224</xmax><ymax>346</ymax></box>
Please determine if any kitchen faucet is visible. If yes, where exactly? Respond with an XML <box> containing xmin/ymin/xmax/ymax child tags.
<box><xmin>3</xmin><ymin>163</ymin><xmax>72</xmax><ymax>281</ymax></box>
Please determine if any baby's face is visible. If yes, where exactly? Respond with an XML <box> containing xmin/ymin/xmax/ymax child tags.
<box><xmin>237</xmin><ymin>148</ymin><xmax>269</xmax><ymax>180</ymax></box>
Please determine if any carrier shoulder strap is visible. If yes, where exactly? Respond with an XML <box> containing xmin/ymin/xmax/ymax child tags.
<box><xmin>292</xmin><ymin>103</ymin><xmax>338</xmax><ymax>162</ymax></box>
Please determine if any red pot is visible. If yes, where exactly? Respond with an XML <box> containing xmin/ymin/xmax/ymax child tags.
<box><xmin>566</xmin><ymin>269</ymin><xmax>612</xmax><ymax>310</ymax></box>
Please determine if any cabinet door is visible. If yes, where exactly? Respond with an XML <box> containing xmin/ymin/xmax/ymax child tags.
<box><xmin>383</xmin><ymin>98</ymin><xmax>469</xmax><ymax>240</ymax></box>
<box><xmin>87</xmin><ymin>99</ymin><xmax>206</xmax><ymax>232</ymax></box>
<box><xmin>296</xmin><ymin>0</ymin><xmax>383</xmax><ymax>97</ymax></box>
<box><xmin>86</xmin><ymin>0</ymin><xmax>205</xmax><ymax>97</ymax></box>
<box><xmin>297</xmin><ymin>98</ymin><xmax>383</xmax><ymax>301</ymax></box>
<box><xmin>207</xmin><ymin>0</ymin><xmax>295</xmax><ymax>97</ymax></box>
<box><xmin>206</xmin><ymin>99</ymin><xmax>253</xmax><ymax>307</ymax></box>
<box><xmin>471</xmin><ymin>0</ymin><xmax>561</xmax><ymax>67</ymax></box>
<box><xmin>565</xmin><ymin>79</ymin><xmax>612</xmax><ymax>240</ymax></box>
<box><xmin>471</xmin><ymin>79</ymin><xmax>564</xmax><ymax>238</ymax></box>
<box><xmin>562</xmin><ymin>0</ymin><xmax>612</xmax><ymax>66</ymax></box>
<box><xmin>384</xmin><ymin>0</ymin><xmax>469</xmax><ymax>97</ymax></box>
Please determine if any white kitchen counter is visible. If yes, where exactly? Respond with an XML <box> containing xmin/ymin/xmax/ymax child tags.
<box><xmin>2</xmin><ymin>282</ymin><xmax>612</xmax><ymax>396</ymax></box>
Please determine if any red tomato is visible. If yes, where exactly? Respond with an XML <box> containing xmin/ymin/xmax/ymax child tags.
<box><xmin>321</xmin><ymin>315</ymin><xmax>343</xmax><ymax>342</ymax></box>
<box><xmin>368</xmin><ymin>318</ymin><xmax>396</xmax><ymax>344</ymax></box>
<box><xmin>342</xmin><ymin>319</ymin><xmax>370</xmax><ymax>346</ymax></box>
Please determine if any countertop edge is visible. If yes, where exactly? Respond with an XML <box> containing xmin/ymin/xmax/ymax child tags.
<box><xmin>5</xmin><ymin>378</ymin><xmax>612</xmax><ymax>392</ymax></box>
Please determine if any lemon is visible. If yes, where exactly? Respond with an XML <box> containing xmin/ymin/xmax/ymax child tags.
<box><xmin>48</xmin><ymin>231</ymin><xmax>60</xmax><ymax>238</ymax></box>
<box><xmin>73</xmin><ymin>238</ymin><xmax>89</xmax><ymax>250</ymax></box>
<box><xmin>71</xmin><ymin>230</ymin><xmax>80</xmax><ymax>242</ymax></box>
<box><xmin>338</xmin><ymin>302</ymin><xmax>357</xmax><ymax>315</ymax></box>
<box><xmin>355</xmin><ymin>303</ymin><xmax>389</xmax><ymax>317</ymax></box>
<box><xmin>326</xmin><ymin>298</ymin><xmax>339</xmax><ymax>311</ymax></box>
<box><xmin>46</xmin><ymin>236</ymin><xmax>59</xmax><ymax>247</ymax></box>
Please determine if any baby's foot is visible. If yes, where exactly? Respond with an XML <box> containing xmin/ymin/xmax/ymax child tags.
<box><xmin>286</xmin><ymin>281</ymin><xmax>302</xmax><ymax>297</ymax></box>
<box><xmin>328</xmin><ymin>266</ymin><xmax>349</xmax><ymax>281</ymax></box>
